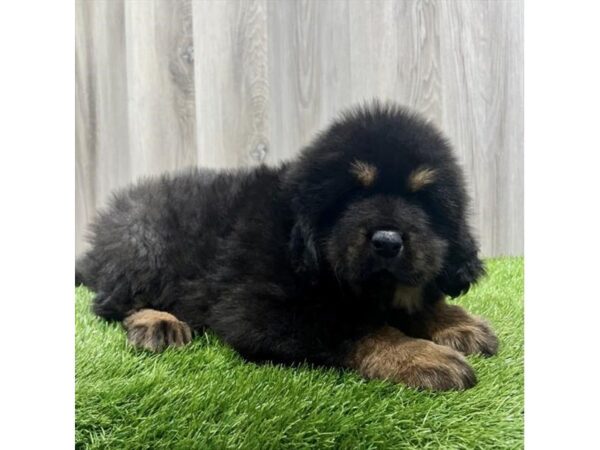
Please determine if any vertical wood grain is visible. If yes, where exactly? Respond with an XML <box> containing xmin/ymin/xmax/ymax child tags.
<box><xmin>75</xmin><ymin>0</ymin><xmax>523</xmax><ymax>257</ymax></box>
<box><xmin>495</xmin><ymin>0</ymin><xmax>524</xmax><ymax>257</ymax></box>
<box><xmin>438</xmin><ymin>0</ymin><xmax>523</xmax><ymax>256</ymax></box>
<box><xmin>267</xmin><ymin>0</ymin><xmax>353</xmax><ymax>163</ymax></box>
<box><xmin>75</xmin><ymin>0</ymin><xmax>95</xmax><ymax>255</ymax></box>
<box><xmin>76</xmin><ymin>0</ymin><xmax>131</xmax><ymax>254</ymax></box>
<box><xmin>124</xmin><ymin>0</ymin><xmax>197</xmax><ymax>178</ymax></box>
<box><xmin>192</xmin><ymin>0</ymin><xmax>269</xmax><ymax>168</ymax></box>
<box><xmin>348</xmin><ymin>0</ymin><xmax>442</xmax><ymax>123</ymax></box>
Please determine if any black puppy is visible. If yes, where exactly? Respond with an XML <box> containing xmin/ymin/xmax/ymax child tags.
<box><xmin>77</xmin><ymin>102</ymin><xmax>498</xmax><ymax>391</ymax></box>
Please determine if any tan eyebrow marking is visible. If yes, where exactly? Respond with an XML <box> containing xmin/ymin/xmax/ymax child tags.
<box><xmin>407</xmin><ymin>167</ymin><xmax>437</xmax><ymax>192</ymax></box>
<box><xmin>349</xmin><ymin>160</ymin><xmax>378</xmax><ymax>187</ymax></box>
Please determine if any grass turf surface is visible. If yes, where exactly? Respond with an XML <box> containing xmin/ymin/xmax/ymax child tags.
<box><xmin>76</xmin><ymin>258</ymin><xmax>523</xmax><ymax>449</ymax></box>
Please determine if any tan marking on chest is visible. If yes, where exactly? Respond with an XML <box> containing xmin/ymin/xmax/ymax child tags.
<box><xmin>392</xmin><ymin>285</ymin><xmax>424</xmax><ymax>313</ymax></box>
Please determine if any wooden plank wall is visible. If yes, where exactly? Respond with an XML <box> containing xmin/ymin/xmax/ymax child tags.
<box><xmin>76</xmin><ymin>0</ymin><xmax>523</xmax><ymax>257</ymax></box>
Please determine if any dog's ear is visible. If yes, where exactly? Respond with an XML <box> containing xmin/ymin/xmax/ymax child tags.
<box><xmin>289</xmin><ymin>218</ymin><xmax>320</xmax><ymax>284</ymax></box>
<box><xmin>283</xmin><ymin>142</ymin><xmax>351</xmax><ymax>284</ymax></box>
<box><xmin>436</xmin><ymin>229</ymin><xmax>485</xmax><ymax>298</ymax></box>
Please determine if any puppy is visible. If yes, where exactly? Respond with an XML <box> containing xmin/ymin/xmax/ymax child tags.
<box><xmin>77</xmin><ymin>102</ymin><xmax>498</xmax><ymax>391</ymax></box>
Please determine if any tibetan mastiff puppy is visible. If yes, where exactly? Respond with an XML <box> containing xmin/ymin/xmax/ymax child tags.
<box><xmin>77</xmin><ymin>103</ymin><xmax>498</xmax><ymax>391</ymax></box>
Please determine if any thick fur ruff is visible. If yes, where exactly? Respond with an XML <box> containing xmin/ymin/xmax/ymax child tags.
<box><xmin>78</xmin><ymin>102</ymin><xmax>495</xmax><ymax>390</ymax></box>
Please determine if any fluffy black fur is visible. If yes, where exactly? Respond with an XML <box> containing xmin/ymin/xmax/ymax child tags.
<box><xmin>77</xmin><ymin>103</ymin><xmax>484</xmax><ymax>370</ymax></box>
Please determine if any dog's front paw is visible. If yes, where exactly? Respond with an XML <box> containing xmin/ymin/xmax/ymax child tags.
<box><xmin>123</xmin><ymin>309</ymin><xmax>192</xmax><ymax>352</ymax></box>
<box><xmin>397</xmin><ymin>340</ymin><xmax>477</xmax><ymax>391</ymax></box>
<box><xmin>432</xmin><ymin>316</ymin><xmax>498</xmax><ymax>357</ymax></box>
<box><xmin>348</xmin><ymin>327</ymin><xmax>476</xmax><ymax>391</ymax></box>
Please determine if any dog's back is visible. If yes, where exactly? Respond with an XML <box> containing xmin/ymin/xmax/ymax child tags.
<box><xmin>77</xmin><ymin>165</ymin><xmax>284</xmax><ymax>321</ymax></box>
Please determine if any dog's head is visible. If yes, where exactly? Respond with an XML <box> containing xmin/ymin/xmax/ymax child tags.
<box><xmin>284</xmin><ymin>103</ymin><xmax>483</xmax><ymax>301</ymax></box>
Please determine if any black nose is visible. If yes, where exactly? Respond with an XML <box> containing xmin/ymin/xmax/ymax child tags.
<box><xmin>371</xmin><ymin>230</ymin><xmax>403</xmax><ymax>258</ymax></box>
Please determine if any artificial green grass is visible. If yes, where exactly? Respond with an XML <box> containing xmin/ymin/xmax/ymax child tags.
<box><xmin>76</xmin><ymin>258</ymin><xmax>523</xmax><ymax>449</ymax></box>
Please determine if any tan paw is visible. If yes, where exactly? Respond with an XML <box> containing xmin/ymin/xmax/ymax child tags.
<box><xmin>398</xmin><ymin>340</ymin><xmax>477</xmax><ymax>391</ymax></box>
<box><xmin>348</xmin><ymin>326</ymin><xmax>476</xmax><ymax>391</ymax></box>
<box><xmin>123</xmin><ymin>309</ymin><xmax>192</xmax><ymax>352</ymax></box>
<box><xmin>432</xmin><ymin>317</ymin><xmax>498</xmax><ymax>356</ymax></box>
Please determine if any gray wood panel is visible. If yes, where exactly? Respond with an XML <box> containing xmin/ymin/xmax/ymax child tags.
<box><xmin>125</xmin><ymin>0</ymin><xmax>197</xmax><ymax>178</ymax></box>
<box><xmin>267</xmin><ymin>0</ymin><xmax>353</xmax><ymax>162</ymax></box>
<box><xmin>76</xmin><ymin>0</ymin><xmax>131</xmax><ymax>255</ymax></box>
<box><xmin>438</xmin><ymin>0</ymin><xmax>524</xmax><ymax>256</ymax></box>
<box><xmin>348</xmin><ymin>0</ymin><xmax>443</xmax><ymax>122</ymax></box>
<box><xmin>193</xmin><ymin>0</ymin><xmax>270</xmax><ymax>168</ymax></box>
<box><xmin>76</xmin><ymin>0</ymin><xmax>523</xmax><ymax>257</ymax></box>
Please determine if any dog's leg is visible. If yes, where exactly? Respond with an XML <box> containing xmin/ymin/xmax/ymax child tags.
<box><xmin>123</xmin><ymin>309</ymin><xmax>193</xmax><ymax>352</ymax></box>
<box><xmin>399</xmin><ymin>300</ymin><xmax>498</xmax><ymax>356</ymax></box>
<box><xmin>345</xmin><ymin>326</ymin><xmax>476</xmax><ymax>391</ymax></box>
<box><xmin>210</xmin><ymin>296</ymin><xmax>475</xmax><ymax>390</ymax></box>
